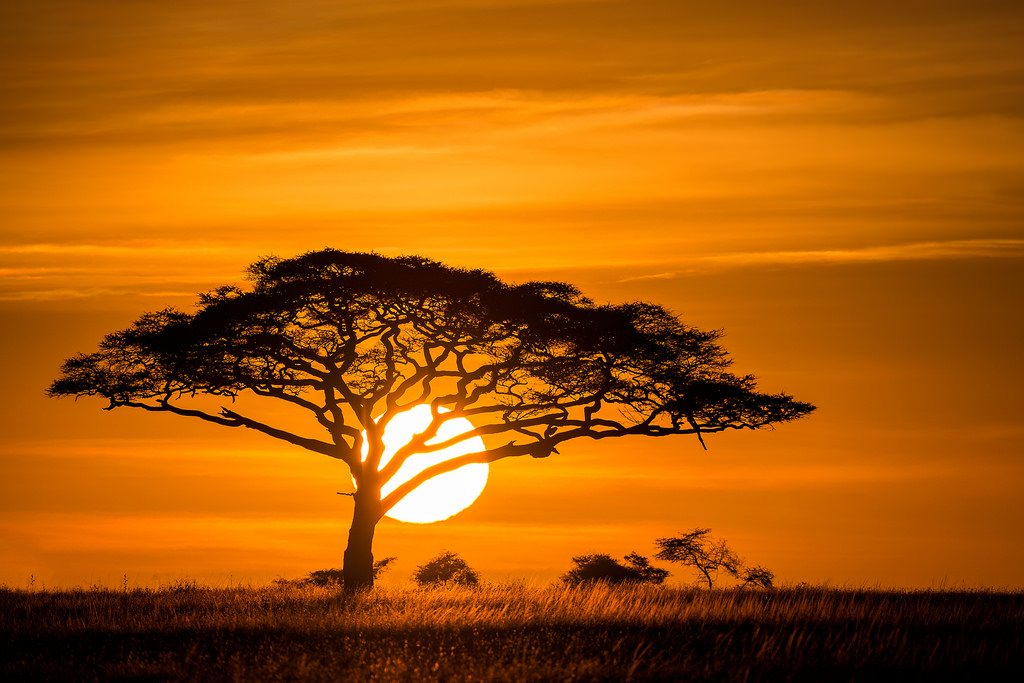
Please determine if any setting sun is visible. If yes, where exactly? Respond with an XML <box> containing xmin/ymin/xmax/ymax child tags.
<box><xmin>360</xmin><ymin>405</ymin><xmax>488</xmax><ymax>524</ymax></box>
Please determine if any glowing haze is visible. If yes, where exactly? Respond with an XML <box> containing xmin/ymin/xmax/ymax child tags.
<box><xmin>1</xmin><ymin>1</ymin><xmax>1023</xmax><ymax>589</ymax></box>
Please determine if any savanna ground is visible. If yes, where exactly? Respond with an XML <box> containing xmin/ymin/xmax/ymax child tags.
<box><xmin>2</xmin><ymin>582</ymin><xmax>1022</xmax><ymax>682</ymax></box>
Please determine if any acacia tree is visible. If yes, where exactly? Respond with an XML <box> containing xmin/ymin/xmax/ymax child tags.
<box><xmin>655</xmin><ymin>527</ymin><xmax>774</xmax><ymax>589</ymax></box>
<box><xmin>49</xmin><ymin>249</ymin><xmax>814</xmax><ymax>589</ymax></box>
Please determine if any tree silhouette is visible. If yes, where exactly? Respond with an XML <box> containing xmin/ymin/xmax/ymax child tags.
<box><xmin>48</xmin><ymin>249</ymin><xmax>815</xmax><ymax>589</ymax></box>
<box><xmin>738</xmin><ymin>564</ymin><xmax>775</xmax><ymax>590</ymax></box>
<box><xmin>413</xmin><ymin>550</ymin><xmax>480</xmax><ymax>586</ymax></box>
<box><xmin>655</xmin><ymin>528</ymin><xmax>774</xmax><ymax>589</ymax></box>
<box><xmin>561</xmin><ymin>552</ymin><xmax>670</xmax><ymax>586</ymax></box>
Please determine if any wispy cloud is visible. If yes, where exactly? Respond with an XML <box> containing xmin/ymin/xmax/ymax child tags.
<box><xmin>0</xmin><ymin>244</ymin><xmax>258</xmax><ymax>257</ymax></box>
<box><xmin>0</xmin><ymin>244</ymin><xmax>257</xmax><ymax>301</ymax></box>
<box><xmin>617</xmin><ymin>239</ymin><xmax>1024</xmax><ymax>281</ymax></box>
<box><xmin>704</xmin><ymin>239</ymin><xmax>1024</xmax><ymax>265</ymax></box>
<box><xmin>4</xmin><ymin>238</ymin><xmax>1022</xmax><ymax>301</ymax></box>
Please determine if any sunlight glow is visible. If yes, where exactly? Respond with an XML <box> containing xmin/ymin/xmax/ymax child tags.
<box><xmin>360</xmin><ymin>405</ymin><xmax>488</xmax><ymax>524</ymax></box>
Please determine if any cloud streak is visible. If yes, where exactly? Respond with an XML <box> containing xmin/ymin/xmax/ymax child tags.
<box><xmin>617</xmin><ymin>239</ymin><xmax>1024</xmax><ymax>281</ymax></box>
<box><xmin>3</xmin><ymin>238</ymin><xmax>1022</xmax><ymax>302</ymax></box>
<box><xmin>703</xmin><ymin>238</ymin><xmax>1024</xmax><ymax>266</ymax></box>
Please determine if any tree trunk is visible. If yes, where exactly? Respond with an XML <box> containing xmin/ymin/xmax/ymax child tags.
<box><xmin>343</xmin><ymin>488</ymin><xmax>381</xmax><ymax>591</ymax></box>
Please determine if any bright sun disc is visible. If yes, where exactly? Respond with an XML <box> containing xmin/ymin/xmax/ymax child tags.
<box><xmin>359</xmin><ymin>404</ymin><xmax>488</xmax><ymax>523</ymax></box>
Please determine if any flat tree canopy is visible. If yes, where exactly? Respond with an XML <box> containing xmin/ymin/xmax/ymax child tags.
<box><xmin>49</xmin><ymin>249</ymin><xmax>815</xmax><ymax>588</ymax></box>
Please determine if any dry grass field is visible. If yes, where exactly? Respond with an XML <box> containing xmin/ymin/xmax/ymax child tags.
<box><xmin>2</xmin><ymin>582</ymin><xmax>1022</xmax><ymax>681</ymax></box>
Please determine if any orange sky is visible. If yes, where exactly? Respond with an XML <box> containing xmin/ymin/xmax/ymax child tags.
<box><xmin>2</xmin><ymin>0</ymin><xmax>1023</xmax><ymax>589</ymax></box>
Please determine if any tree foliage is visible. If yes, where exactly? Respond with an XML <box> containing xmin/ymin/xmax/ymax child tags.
<box><xmin>412</xmin><ymin>550</ymin><xmax>480</xmax><ymax>587</ymax></box>
<box><xmin>655</xmin><ymin>528</ymin><xmax>773</xmax><ymax>589</ymax></box>
<box><xmin>48</xmin><ymin>249</ymin><xmax>815</xmax><ymax>588</ymax></box>
<box><xmin>561</xmin><ymin>552</ymin><xmax>670</xmax><ymax>586</ymax></box>
<box><xmin>738</xmin><ymin>565</ymin><xmax>776</xmax><ymax>590</ymax></box>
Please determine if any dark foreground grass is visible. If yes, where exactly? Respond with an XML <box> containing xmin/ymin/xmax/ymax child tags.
<box><xmin>2</xmin><ymin>583</ymin><xmax>1022</xmax><ymax>682</ymax></box>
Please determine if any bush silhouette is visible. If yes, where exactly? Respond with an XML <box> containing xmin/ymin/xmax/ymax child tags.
<box><xmin>561</xmin><ymin>552</ymin><xmax>669</xmax><ymax>586</ymax></box>
<box><xmin>278</xmin><ymin>558</ymin><xmax>397</xmax><ymax>588</ymax></box>
<box><xmin>413</xmin><ymin>551</ymin><xmax>480</xmax><ymax>587</ymax></box>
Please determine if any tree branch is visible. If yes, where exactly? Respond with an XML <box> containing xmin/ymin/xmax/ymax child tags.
<box><xmin>217</xmin><ymin>408</ymin><xmax>349</xmax><ymax>461</ymax></box>
<box><xmin>379</xmin><ymin>440</ymin><xmax>544</xmax><ymax>514</ymax></box>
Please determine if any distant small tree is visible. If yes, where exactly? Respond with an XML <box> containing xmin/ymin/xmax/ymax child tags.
<box><xmin>738</xmin><ymin>565</ymin><xmax>775</xmax><ymax>590</ymax></box>
<box><xmin>655</xmin><ymin>528</ymin><xmax>751</xmax><ymax>589</ymax></box>
<box><xmin>561</xmin><ymin>552</ymin><xmax>670</xmax><ymax>586</ymax></box>
<box><xmin>413</xmin><ymin>550</ymin><xmax>480</xmax><ymax>587</ymax></box>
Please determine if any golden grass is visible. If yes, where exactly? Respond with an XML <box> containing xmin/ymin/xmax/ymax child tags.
<box><xmin>2</xmin><ymin>582</ymin><xmax>1022</xmax><ymax>681</ymax></box>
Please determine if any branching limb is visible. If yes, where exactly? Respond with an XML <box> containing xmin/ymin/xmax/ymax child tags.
<box><xmin>218</xmin><ymin>408</ymin><xmax>349</xmax><ymax>460</ymax></box>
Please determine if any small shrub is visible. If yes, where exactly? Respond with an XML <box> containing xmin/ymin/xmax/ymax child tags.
<box><xmin>372</xmin><ymin>556</ymin><xmax>398</xmax><ymax>579</ymax></box>
<box><xmin>413</xmin><ymin>550</ymin><xmax>480</xmax><ymax>587</ymax></box>
<box><xmin>304</xmin><ymin>569</ymin><xmax>346</xmax><ymax>587</ymax></box>
<box><xmin>561</xmin><ymin>552</ymin><xmax>670</xmax><ymax>586</ymax></box>
<box><xmin>279</xmin><ymin>557</ymin><xmax>398</xmax><ymax>588</ymax></box>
